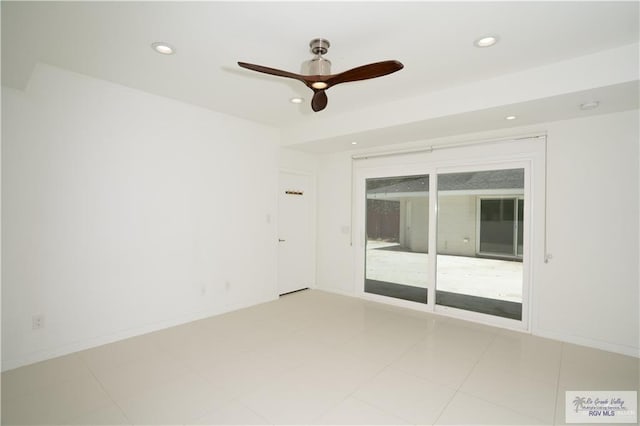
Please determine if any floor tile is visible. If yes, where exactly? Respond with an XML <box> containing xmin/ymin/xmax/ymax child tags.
<box><xmin>354</xmin><ymin>367</ymin><xmax>457</xmax><ymax>424</ymax></box>
<box><xmin>191</xmin><ymin>348</ymin><xmax>293</xmax><ymax>400</ymax></box>
<box><xmin>238</xmin><ymin>352</ymin><xmax>384</xmax><ymax>424</ymax></box>
<box><xmin>420</xmin><ymin>320</ymin><xmax>497</xmax><ymax>356</ymax></box>
<box><xmin>192</xmin><ymin>399</ymin><xmax>269</xmax><ymax>425</ymax></box>
<box><xmin>460</xmin><ymin>358</ymin><xmax>558</xmax><ymax>423</ymax></box>
<box><xmin>1</xmin><ymin>353</ymin><xmax>93</xmax><ymax>399</ymax></box>
<box><xmin>313</xmin><ymin>396</ymin><xmax>410</xmax><ymax>425</ymax></box>
<box><xmin>479</xmin><ymin>331</ymin><xmax>562</xmax><ymax>384</ymax></box>
<box><xmin>256</xmin><ymin>329</ymin><xmax>335</xmax><ymax>366</ymax></box>
<box><xmin>79</xmin><ymin>334</ymin><xmax>164</xmax><ymax>376</ymax></box>
<box><xmin>2</xmin><ymin>373</ymin><xmax>114</xmax><ymax>425</ymax></box>
<box><xmin>63</xmin><ymin>402</ymin><xmax>131</xmax><ymax>425</ymax></box>
<box><xmin>238</xmin><ymin>376</ymin><xmax>345</xmax><ymax>424</ymax></box>
<box><xmin>330</xmin><ymin>328</ymin><xmax>419</xmax><ymax>365</ymax></box>
<box><xmin>559</xmin><ymin>343</ymin><xmax>639</xmax><ymax>390</ymax></box>
<box><xmin>435</xmin><ymin>391</ymin><xmax>552</xmax><ymax>425</ymax></box>
<box><xmin>116</xmin><ymin>373</ymin><xmax>228</xmax><ymax>425</ymax></box>
<box><xmin>389</xmin><ymin>340</ymin><xmax>482</xmax><ymax>388</ymax></box>
<box><xmin>90</xmin><ymin>354</ymin><xmax>191</xmax><ymax>403</ymax></box>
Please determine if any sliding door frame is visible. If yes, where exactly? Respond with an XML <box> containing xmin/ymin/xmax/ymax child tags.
<box><xmin>353</xmin><ymin>138</ymin><xmax>544</xmax><ymax>333</ymax></box>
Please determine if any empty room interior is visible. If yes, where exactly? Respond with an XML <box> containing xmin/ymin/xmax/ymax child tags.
<box><xmin>2</xmin><ymin>1</ymin><xmax>639</xmax><ymax>425</ymax></box>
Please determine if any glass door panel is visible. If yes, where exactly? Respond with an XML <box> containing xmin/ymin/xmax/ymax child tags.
<box><xmin>479</xmin><ymin>198</ymin><xmax>515</xmax><ymax>255</ymax></box>
<box><xmin>436</xmin><ymin>169</ymin><xmax>524</xmax><ymax>320</ymax></box>
<box><xmin>365</xmin><ymin>175</ymin><xmax>429</xmax><ymax>304</ymax></box>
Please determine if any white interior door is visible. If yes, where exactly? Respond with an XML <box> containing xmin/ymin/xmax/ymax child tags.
<box><xmin>278</xmin><ymin>172</ymin><xmax>315</xmax><ymax>295</ymax></box>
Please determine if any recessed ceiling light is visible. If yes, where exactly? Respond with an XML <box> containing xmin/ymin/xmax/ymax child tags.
<box><xmin>505</xmin><ymin>115</ymin><xmax>517</xmax><ymax>120</ymax></box>
<box><xmin>289</xmin><ymin>97</ymin><xmax>304</xmax><ymax>104</ymax></box>
<box><xmin>580</xmin><ymin>101</ymin><xmax>600</xmax><ymax>110</ymax></box>
<box><xmin>474</xmin><ymin>35</ymin><xmax>499</xmax><ymax>48</ymax></box>
<box><xmin>351</xmin><ymin>141</ymin><xmax>358</xmax><ymax>145</ymax></box>
<box><xmin>151</xmin><ymin>42</ymin><xmax>175</xmax><ymax>55</ymax></box>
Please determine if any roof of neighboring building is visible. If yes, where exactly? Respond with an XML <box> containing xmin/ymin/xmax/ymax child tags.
<box><xmin>367</xmin><ymin>169</ymin><xmax>524</xmax><ymax>194</ymax></box>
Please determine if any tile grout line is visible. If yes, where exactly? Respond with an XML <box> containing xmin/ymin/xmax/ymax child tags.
<box><xmin>316</xmin><ymin>321</ymin><xmax>450</xmax><ymax>425</ymax></box>
<box><xmin>307</xmin><ymin>317</ymin><xmax>427</xmax><ymax>424</ymax></box>
<box><xmin>431</xmin><ymin>330</ymin><xmax>499</xmax><ymax>425</ymax></box>
<box><xmin>553</xmin><ymin>342</ymin><xmax>566</xmax><ymax>426</ymax></box>
<box><xmin>76</xmin><ymin>355</ymin><xmax>134</xmax><ymax>425</ymax></box>
<box><xmin>436</xmin><ymin>334</ymin><xmax>562</xmax><ymax>425</ymax></box>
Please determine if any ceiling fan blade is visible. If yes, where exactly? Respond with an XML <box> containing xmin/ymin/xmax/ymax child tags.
<box><xmin>238</xmin><ymin>62</ymin><xmax>306</xmax><ymax>83</ymax></box>
<box><xmin>327</xmin><ymin>60</ymin><xmax>404</xmax><ymax>86</ymax></box>
<box><xmin>311</xmin><ymin>90</ymin><xmax>328</xmax><ymax>112</ymax></box>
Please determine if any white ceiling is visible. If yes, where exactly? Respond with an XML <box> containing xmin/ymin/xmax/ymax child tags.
<box><xmin>3</xmin><ymin>1</ymin><xmax>639</xmax><ymax>152</ymax></box>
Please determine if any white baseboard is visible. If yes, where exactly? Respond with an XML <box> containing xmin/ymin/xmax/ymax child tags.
<box><xmin>532</xmin><ymin>328</ymin><xmax>639</xmax><ymax>358</ymax></box>
<box><xmin>315</xmin><ymin>286</ymin><xmax>356</xmax><ymax>297</ymax></box>
<box><xmin>2</xmin><ymin>294</ymin><xmax>278</xmax><ymax>372</ymax></box>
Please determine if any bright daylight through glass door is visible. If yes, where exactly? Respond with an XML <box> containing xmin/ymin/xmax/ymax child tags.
<box><xmin>436</xmin><ymin>169</ymin><xmax>524</xmax><ymax>320</ymax></box>
<box><xmin>365</xmin><ymin>175</ymin><xmax>429</xmax><ymax>303</ymax></box>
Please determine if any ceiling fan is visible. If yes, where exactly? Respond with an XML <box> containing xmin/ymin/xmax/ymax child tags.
<box><xmin>238</xmin><ymin>38</ymin><xmax>404</xmax><ymax>112</ymax></box>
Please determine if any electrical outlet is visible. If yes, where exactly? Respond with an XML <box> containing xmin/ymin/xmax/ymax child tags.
<box><xmin>32</xmin><ymin>315</ymin><xmax>44</xmax><ymax>330</ymax></box>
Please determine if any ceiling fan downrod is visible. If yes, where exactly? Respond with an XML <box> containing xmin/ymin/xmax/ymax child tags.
<box><xmin>309</xmin><ymin>38</ymin><xmax>330</xmax><ymax>55</ymax></box>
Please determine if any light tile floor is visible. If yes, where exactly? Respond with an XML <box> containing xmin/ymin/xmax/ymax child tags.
<box><xmin>2</xmin><ymin>290</ymin><xmax>638</xmax><ymax>425</ymax></box>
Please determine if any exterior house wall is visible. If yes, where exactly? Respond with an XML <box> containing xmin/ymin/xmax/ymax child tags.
<box><xmin>437</xmin><ymin>195</ymin><xmax>477</xmax><ymax>257</ymax></box>
<box><xmin>408</xmin><ymin>197</ymin><xmax>429</xmax><ymax>253</ymax></box>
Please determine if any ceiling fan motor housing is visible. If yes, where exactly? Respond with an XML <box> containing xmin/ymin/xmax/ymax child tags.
<box><xmin>301</xmin><ymin>38</ymin><xmax>332</xmax><ymax>75</ymax></box>
<box><xmin>301</xmin><ymin>57</ymin><xmax>332</xmax><ymax>75</ymax></box>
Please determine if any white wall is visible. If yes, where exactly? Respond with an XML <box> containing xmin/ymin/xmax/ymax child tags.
<box><xmin>2</xmin><ymin>64</ymin><xmax>281</xmax><ymax>370</ymax></box>
<box><xmin>278</xmin><ymin>147</ymin><xmax>318</xmax><ymax>174</ymax></box>
<box><xmin>536</xmin><ymin>111</ymin><xmax>639</xmax><ymax>356</ymax></box>
<box><xmin>315</xmin><ymin>110</ymin><xmax>639</xmax><ymax>357</ymax></box>
<box><xmin>316</xmin><ymin>154</ymin><xmax>356</xmax><ymax>296</ymax></box>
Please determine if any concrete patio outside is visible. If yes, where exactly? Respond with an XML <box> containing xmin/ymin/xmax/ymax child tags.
<box><xmin>366</xmin><ymin>241</ymin><xmax>523</xmax><ymax>303</ymax></box>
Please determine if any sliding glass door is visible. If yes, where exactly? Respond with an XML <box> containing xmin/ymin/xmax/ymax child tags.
<box><xmin>360</xmin><ymin>164</ymin><xmax>529</xmax><ymax>326</ymax></box>
<box><xmin>436</xmin><ymin>169</ymin><xmax>525</xmax><ymax>320</ymax></box>
<box><xmin>364</xmin><ymin>175</ymin><xmax>429</xmax><ymax>303</ymax></box>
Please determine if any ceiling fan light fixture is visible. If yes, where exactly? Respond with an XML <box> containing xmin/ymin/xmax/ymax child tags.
<box><xmin>474</xmin><ymin>35</ymin><xmax>499</xmax><ymax>48</ymax></box>
<box><xmin>311</xmin><ymin>81</ymin><xmax>328</xmax><ymax>89</ymax></box>
<box><xmin>151</xmin><ymin>42</ymin><xmax>175</xmax><ymax>55</ymax></box>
